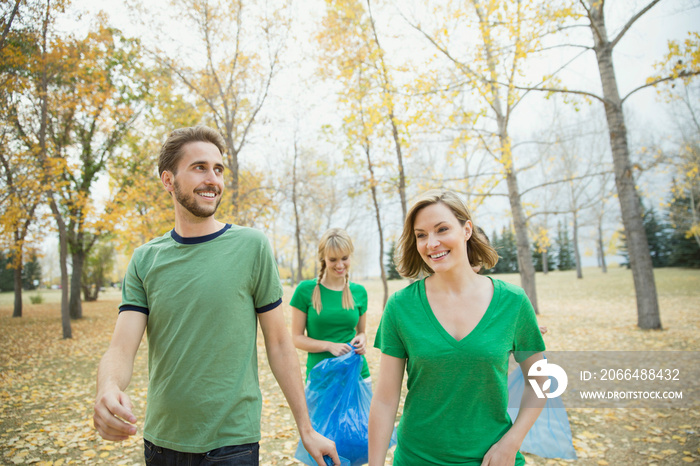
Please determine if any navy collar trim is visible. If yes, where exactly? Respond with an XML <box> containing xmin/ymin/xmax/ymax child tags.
<box><xmin>170</xmin><ymin>224</ymin><xmax>232</xmax><ymax>245</ymax></box>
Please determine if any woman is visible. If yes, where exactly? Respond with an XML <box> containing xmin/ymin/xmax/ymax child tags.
<box><xmin>369</xmin><ymin>190</ymin><xmax>547</xmax><ymax>466</ymax></box>
<box><xmin>290</xmin><ymin>228</ymin><xmax>370</xmax><ymax>382</ymax></box>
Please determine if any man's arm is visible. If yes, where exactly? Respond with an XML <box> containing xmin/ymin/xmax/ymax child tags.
<box><xmin>258</xmin><ymin>306</ymin><xmax>339</xmax><ymax>466</ymax></box>
<box><xmin>93</xmin><ymin>311</ymin><xmax>147</xmax><ymax>441</ymax></box>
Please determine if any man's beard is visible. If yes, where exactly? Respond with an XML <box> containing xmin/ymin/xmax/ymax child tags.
<box><xmin>173</xmin><ymin>180</ymin><xmax>221</xmax><ymax>218</ymax></box>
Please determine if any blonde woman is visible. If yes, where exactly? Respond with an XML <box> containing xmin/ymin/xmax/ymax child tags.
<box><xmin>369</xmin><ymin>190</ymin><xmax>547</xmax><ymax>466</ymax></box>
<box><xmin>290</xmin><ymin>228</ymin><xmax>370</xmax><ymax>381</ymax></box>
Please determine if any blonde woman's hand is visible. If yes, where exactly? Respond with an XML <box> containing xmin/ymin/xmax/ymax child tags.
<box><xmin>327</xmin><ymin>342</ymin><xmax>353</xmax><ymax>357</ymax></box>
<box><xmin>350</xmin><ymin>333</ymin><xmax>367</xmax><ymax>355</ymax></box>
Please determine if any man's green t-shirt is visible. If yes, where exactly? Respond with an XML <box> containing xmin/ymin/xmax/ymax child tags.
<box><xmin>119</xmin><ymin>224</ymin><xmax>283</xmax><ymax>453</ymax></box>
<box><xmin>290</xmin><ymin>280</ymin><xmax>370</xmax><ymax>379</ymax></box>
<box><xmin>374</xmin><ymin>277</ymin><xmax>545</xmax><ymax>465</ymax></box>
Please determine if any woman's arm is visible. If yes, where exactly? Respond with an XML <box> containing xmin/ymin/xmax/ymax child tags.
<box><xmin>290</xmin><ymin>306</ymin><xmax>351</xmax><ymax>357</ymax></box>
<box><xmin>481</xmin><ymin>352</ymin><xmax>547</xmax><ymax>466</ymax></box>
<box><xmin>368</xmin><ymin>353</ymin><xmax>405</xmax><ymax>466</ymax></box>
<box><xmin>350</xmin><ymin>313</ymin><xmax>367</xmax><ymax>355</ymax></box>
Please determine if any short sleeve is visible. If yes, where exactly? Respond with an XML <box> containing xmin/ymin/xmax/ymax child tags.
<box><xmin>355</xmin><ymin>284</ymin><xmax>368</xmax><ymax>316</ymax></box>
<box><xmin>512</xmin><ymin>292</ymin><xmax>546</xmax><ymax>362</ymax></box>
<box><xmin>373</xmin><ymin>294</ymin><xmax>407</xmax><ymax>359</ymax></box>
<box><xmin>119</xmin><ymin>254</ymin><xmax>149</xmax><ymax>315</ymax></box>
<box><xmin>252</xmin><ymin>234</ymin><xmax>284</xmax><ymax>313</ymax></box>
<box><xmin>289</xmin><ymin>282</ymin><xmax>311</xmax><ymax>314</ymax></box>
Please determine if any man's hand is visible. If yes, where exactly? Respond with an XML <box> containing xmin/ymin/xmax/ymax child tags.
<box><xmin>93</xmin><ymin>388</ymin><xmax>138</xmax><ymax>441</ymax></box>
<box><xmin>301</xmin><ymin>429</ymin><xmax>340</xmax><ymax>466</ymax></box>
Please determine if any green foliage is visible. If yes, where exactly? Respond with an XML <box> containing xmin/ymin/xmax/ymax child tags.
<box><xmin>21</xmin><ymin>253</ymin><xmax>41</xmax><ymax>290</ymax></box>
<box><xmin>668</xmin><ymin>194</ymin><xmax>700</xmax><ymax>268</ymax></box>
<box><xmin>0</xmin><ymin>252</ymin><xmax>14</xmax><ymax>292</ymax></box>
<box><xmin>81</xmin><ymin>239</ymin><xmax>116</xmax><ymax>302</ymax></box>
<box><xmin>531</xmin><ymin>239</ymin><xmax>555</xmax><ymax>273</ymax></box>
<box><xmin>29</xmin><ymin>292</ymin><xmax>44</xmax><ymax>304</ymax></box>
<box><xmin>556</xmin><ymin>221</ymin><xmax>575</xmax><ymax>271</ymax></box>
<box><xmin>618</xmin><ymin>205</ymin><xmax>673</xmax><ymax>268</ymax></box>
<box><xmin>487</xmin><ymin>227</ymin><xmax>518</xmax><ymax>274</ymax></box>
<box><xmin>385</xmin><ymin>241</ymin><xmax>401</xmax><ymax>280</ymax></box>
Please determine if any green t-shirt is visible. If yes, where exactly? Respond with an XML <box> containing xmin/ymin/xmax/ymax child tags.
<box><xmin>374</xmin><ymin>277</ymin><xmax>545</xmax><ymax>466</ymax></box>
<box><xmin>290</xmin><ymin>279</ymin><xmax>370</xmax><ymax>380</ymax></box>
<box><xmin>119</xmin><ymin>224</ymin><xmax>283</xmax><ymax>453</ymax></box>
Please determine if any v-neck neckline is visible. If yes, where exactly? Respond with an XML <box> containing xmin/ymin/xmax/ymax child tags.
<box><xmin>418</xmin><ymin>276</ymin><xmax>499</xmax><ymax>347</ymax></box>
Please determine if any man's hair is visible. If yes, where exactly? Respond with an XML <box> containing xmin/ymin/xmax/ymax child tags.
<box><xmin>158</xmin><ymin>126</ymin><xmax>226</xmax><ymax>176</ymax></box>
<box><xmin>394</xmin><ymin>189</ymin><xmax>499</xmax><ymax>279</ymax></box>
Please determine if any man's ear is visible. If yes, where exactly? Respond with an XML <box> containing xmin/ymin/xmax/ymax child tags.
<box><xmin>161</xmin><ymin>170</ymin><xmax>175</xmax><ymax>193</ymax></box>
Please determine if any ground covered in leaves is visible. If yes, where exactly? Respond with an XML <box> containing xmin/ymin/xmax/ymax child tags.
<box><xmin>1</xmin><ymin>267</ymin><xmax>698</xmax><ymax>465</ymax></box>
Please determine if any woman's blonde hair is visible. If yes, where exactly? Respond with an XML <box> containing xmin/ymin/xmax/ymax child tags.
<box><xmin>312</xmin><ymin>228</ymin><xmax>355</xmax><ymax>313</ymax></box>
<box><xmin>394</xmin><ymin>189</ymin><xmax>499</xmax><ymax>279</ymax></box>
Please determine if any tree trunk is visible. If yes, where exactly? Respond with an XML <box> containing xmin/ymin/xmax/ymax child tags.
<box><xmin>39</xmin><ymin>0</ymin><xmax>70</xmax><ymax>338</ymax></box>
<box><xmin>363</xmin><ymin>144</ymin><xmax>388</xmax><ymax>309</ymax></box>
<box><xmin>12</xmin><ymin>262</ymin><xmax>22</xmax><ymax>318</ymax></box>
<box><xmin>69</xmin><ymin>250</ymin><xmax>84</xmax><ymax>319</ymax></box>
<box><xmin>598</xmin><ymin>223</ymin><xmax>608</xmax><ymax>273</ymax></box>
<box><xmin>224</xmin><ymin>134</ymin><xmax>239</xmax><ymax>219</ymax></box>
<box><xmin>366</xmin><ymin>0</ymin><xmax>407</xmax><ymax>220</ymax></box>
<box><xmin>573</xmin><ymin>212</ymin><xmax>583</xmax><ymax>279</ymax></box>
<box><xmin>590</xmin><ymin>6</ymin><xmax>661</xmax><ymax>329</ymax></box>
<box><xmin>371</xmin><ymin>185</ymin><xmax>388</xmax><ymax>309</ymax></box>
<box><xmin>505</xmin><ymin>169</ymin><xmax>539</xmax><ymax>313</ymax></box>
<box><xmin>292</xmin><ymin>141</ymin><xmax>303</xmax><ymax>284</ymax></box>
<box><xmin>542</xmin><ymin>250</ymin><xmax>549</xmax><ymax>275</ymax></box>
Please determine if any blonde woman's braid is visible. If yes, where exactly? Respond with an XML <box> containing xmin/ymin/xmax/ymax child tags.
<box><xmin>311</xmin><ymin>261</ymin><xmax>326</xmax><ymax>313</ymax></box>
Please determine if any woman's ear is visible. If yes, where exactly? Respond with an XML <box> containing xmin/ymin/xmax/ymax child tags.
<box><xmin>464</xmin><ymin>219</ymin><xmax>473</xmax><ymax>241</ymax></box>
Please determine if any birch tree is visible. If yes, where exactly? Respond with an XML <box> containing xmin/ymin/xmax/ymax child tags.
<box><xmin>522</xmin><ymin>1</ymin><xmax>700</xmax><ymax>328</ymax></box>
<box><xmin>401</xmin><ymin>0</ymin><xmax>569</xmax><ymax>312</ymax></box>
<box><xmin>135</xmin><ymin>0</ymin><xmax>291</xmax><ymax>220</ymax></box>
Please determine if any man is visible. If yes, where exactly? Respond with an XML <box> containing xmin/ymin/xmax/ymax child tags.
<box><xmin>94</xmin><ymin>126</ymin><xmax>339</xmax><ymax>465</ymax></box>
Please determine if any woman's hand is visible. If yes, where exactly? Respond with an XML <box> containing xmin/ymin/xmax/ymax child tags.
<box><xmin>480</xmin><ymin>434</ymin><xmax>520</xmax><ymax>466</ymax></box>
<box><xmin>326</xmin><ymin>342</ymin><xmax>352</xmax><ymax>357</ymax></box>
<box><xmin>350</xmin><ymin>332</ymin><xmax>367</xmax><ymax>355</ymax></box>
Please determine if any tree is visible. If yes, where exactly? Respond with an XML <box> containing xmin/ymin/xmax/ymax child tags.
<box><xmin>520</xmin><ymin>1</ymin><xmax>700</xmax><ymax>328</ymax></box>
<box><xmin>490</xmin><ymin>226</ymin><xmax>518</xmax><ymax>275</ymax></box>
<box><xmin>555</xmin><ymin>220</ymin><xmax>575</xmax><ymax>271</ymax></box>
<box><xmin>139</xmin><ymin>0</ymin><xmax>290</xmax><ymax>220</ymax></box>
<box><xmin>664</xmin><ymin>81</ymin><xmax>700</xmax><ymax>250</ymax></box>
<box><xmin>386</xmin><ymin>240</ymin><xmax>401</xmax><ymax>280</ymax></box>
<box><xmin>402</xmin><ymin>0</ymin><xmax>570</xmax><ymax>312</ymax></box>
<box><xmin>316</xmin><ymin>0</ymin><xmax>407</xmax><ymax>307</ymax></box>
<box><xmin>619</xmin><ymin>205</ymin><xmax>673</xmax><ymax>269</ymax></box>
<box><xmin>10</xmin><ymin>0</ymin><xmax>73</xmax><ymax>337</ymax></box>
<box><xmin>0</xmin><ymin>0</ymin><xmax>47</xmax><ymax>318</ymax></box>
<box><xmin>22</xmin><ymin>251</ymin><xmax>41</xmax><ymax>290</ymax></box>
<box><xmin>531</xmin><ymin>230</ymin><xmax>555</xmax><ymax>274</ymax></box>
<box><xmin>81</xmin><ymin>238</ymin><xmax>115</xmax><ymax>302</ymax></box>
<box><xmin>668</xmin><ymin>194</ymin><xmax>700</xmax><ymax>268</ymax></box>
<box><xmin>0</xmin><ymin>251</ymin><xmax>14</xmax><ymax>292</ymax></box>
<box><xmin>58</xmin><ymin>24</ymin><xmax>149</xmax><ymax>319</ymax></box>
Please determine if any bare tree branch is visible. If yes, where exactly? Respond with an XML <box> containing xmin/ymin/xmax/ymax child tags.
<box><xmin>610</xmin><ymin>0</ymin><xmax>663</xmax><ymax>50</ymax></box>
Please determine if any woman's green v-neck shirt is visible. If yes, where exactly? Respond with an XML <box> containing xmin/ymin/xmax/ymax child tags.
<box><xmin>374</xmin><ymin>277</ymin><xmax>545</xmax><ymax>465</ymax></box>
<box><xmin>290</xmin><ymin>280</ymin><xmax>369</xmax><ymax>379</ymax></box>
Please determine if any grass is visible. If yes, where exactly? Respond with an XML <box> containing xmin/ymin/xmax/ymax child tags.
<box><xmin>1</xmin><ymin>266</ymin><xmax>699</xmax><ymax>465</ymax></box>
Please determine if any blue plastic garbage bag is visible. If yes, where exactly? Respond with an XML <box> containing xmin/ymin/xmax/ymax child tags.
<box><xmin>507</xmin><ymin>365</ymin><xmax>577</xmax><ymax>459</ymax></box>
<box><xmin>295</xmin><ymin>347</ymin><xmax>396</xmax><ymax>466</ymax></box>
